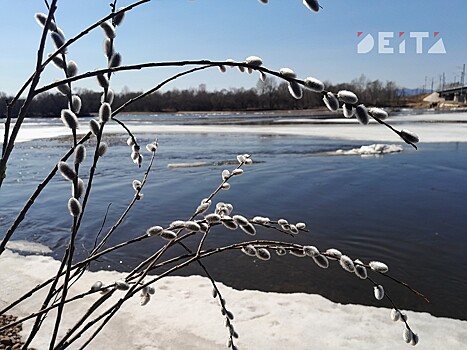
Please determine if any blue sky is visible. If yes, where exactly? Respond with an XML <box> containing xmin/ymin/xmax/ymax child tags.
<box><xmin>1</xmin><ymin>0</ymin><xmax>466</xmax><ymax>95</ymax></box>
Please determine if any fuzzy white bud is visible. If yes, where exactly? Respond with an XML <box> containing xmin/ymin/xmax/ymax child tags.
<box><xmin>99</xmin><ymin>102</ymin><xmax>112</xmax><ymax>123</ymax></box>
<box><xmin>131</xmin><ymin>150</ymin><xmax>139</xmax><ymax>161</ymax></box>
<box><xmin>70</xmin><ymin>95</ymin><xmax>82</xmax><ymax>114</ymax></box>
<box><xmin>58</xmin><ymin>161</ymin><xmax>76</xmax><ymax>181</ymax></box>
<box><xmin>90</xmin><ymin>281</ymin><xmax>103</xmax><ymax>292</ymax></box>
<box><xmin>339</xmin><ymin>255</ymin><xmax>355</xmax><ymax>272</ymax></box>
<box><xmin>337</xmin><ymin>90</ymin><xmax>358</xmax><ymax>104</ymax></box>
<box><xmin>66</xmin><ymin>60</ymin><xmax>78</xmax><ymax>77</ymax></box>
<box><xmin>103</xmin><ymin>38</ymin><xmax>114</xmax><ymax>58</ymax></box>
<box><xmin>115</xmin><ymin>280</ymin><xmax>130</xmax><ymax>290</ymax></box>
<box><xmin>169</xmin><ymin>220</ymin><xmax>185</xmax><ymax>229</ymax></box>
<box><xmin>140</xmin><ymin>293</ymin><xmax>150</xmax><ymax>306</ymax></box>
<box><xmin>288</xmin><ymin>224</ymin><xmax>299</xmax><ymax>234</ymax></box>
<box><xmin>390</xmin><ymin>308</ymin><xmax>401</xmax><ymax>322</ymax></box>
<box><xmin>74</xmin><ymin>144</ymin><xmax>86</xmax><ymax>164</ymax></box>
<box><xmin>277</xmin><ymin>219</ymin><xmax>288</xmax><ymax>226</ymax></box>
<box><xmin>354</xmin><ymin>259</ymin><xmax>368</xmax><ymax>279</ymax></box>
<box><xmin>51</xmin><ymin>31</ymin><xmax>67</xmax><ymax>53</ymax></box>
<box><xmin>241</xmin><ymin>245</ymin><xmax>256</xmax><ymax>257</ymax></box>
<box><xmin>221</xmin><ymin>217</ymin><xmax>238</xmax><ymax>230</ymax></box>
<box><xmin>160</xmin><ymin>230</ymin><xmax>177</xmax><ymax>240</ymax></box>
<box><xmin>236</xmin><ymin>154</ymin><xmax>246</xmax><ymax>163</ymax></box>
<box><xmin>222</xmin><ymin>169</ymin><xmax>230</xmax><ymax>180</ymax></box>
<box><xmin>102</xmin><ymin>89</ymin><xmax>115</xmax><ymax>104</ymax></box>
<box><xmin>325</xmin><ymin>248</ymin><xmax>342</xmax><ymax>259</ymax></box>
<box><xmin>403</xmin><ymin>327</ymin><xmax>413</xmax><ymax>344</ymax></box>
<box><xmin>303</xmin><ymin>0</ymin><xmax>320</xmax><ymax>12</ymax></box>
<box><xmin>231</xmin><ymin>169</ymin><xmax>243</xmax><ymax>176</ymax></box>
<box><xmin>100</xmin><ymin>21</ymin><xmax>116</xmax><ymax>39</ymax></box>
<box><xmin>323</xmin><ymin>92</ymin><xmax>339</xmax><ymax>112</ymax></box>
<box><xmin>304</xmin><ymin>77</ymin><xmax>324</xmax><ymax>92</ymax></box>
<box><xmin>89</xmin><ymin>119</ymin><xmax>100</xmax><ymax>136</ymax></box>
<box><xmin>279</xmin><ymin>68</ymin><xmax>296</xmax><ymax>78</ymax></box>
<box><xmin>56</xmin><ymin>82</ymin><xmax>71</xmax><ymax>96</ymax></box>
<box><xmin>35</xmin><ymin>13</ymin><xmax>57</xmax><ymax>31</ymax></box>
<box><xmin>239</xmin><ymin>222</ymin><xmax>256</xmax><ymax>235</ymax></box>
<box><xmin>233</xmin><ymin>215</ymin><xmax>249</xmax><ymax>226</ymax></box>
<box><xmin>256</xmin><ymin>248</ymin><xmax>271</xmax><ymax>260</ymax></box>
<box><xmin>312</xmin><ymin>254</ymin><xmax>329</xmax><ymax>268</ymax></box>
<box><xmin>303</xmin><ymin>245</ymin><xmax>319</xmax><ymax>257</ymax></box>
<box><xmin>276</xmin><ymin>247</ymin><xmax>287</xmax><ymax>256</ymax></box>
<box><xmin>98</xmin><ymin>142</ymin><xmax>108</xmax><ymax>157</ymax></box>
<box><xmin>252</xmin><ymin>216</ymin><xmax>270</xmax><ymax>224</ymax></box>
<box><xmin>289</xmin><ymin>249</ymin><xmax>306</xmax><ymax>257</ymax></box>
<box><xmin>134</xmin><ymin>154</ymin><xmax>143</xmax><ymax>167</ymax></box>
<box><xmin>146</xmin><ymin>226</ymin><xmax>163</xmax><ymax>236</ymax></box>
<box><xmin>96</xmin><ymin>74</ymin><xmax>109</xmax><ymax>89</ymax></box>
<box><xmin>374</xmin><ymin>285</ymin><xmax>385</xmax><ymax>300</ymax></box>
<box><xmin>369</xmin><ymin>261</ymin><xmax>389</xmax><ymax>273</ymax></box>
<box><xmin>132</xmin><ymin>179</ymin><xmax>142</xmax><ymax>191</ymax></box>
<box><xmin>296</xmin><ymin>222</ymin><xmax>306</xmax><ymax>230</ymax></box>
<box><xmin>245</xmin><ymin>56</ymin><xmax>263</xmax><ymax>66</ymax></box>
<box><xmin>48</xmin><ymin>54</ymin><xmax>65</xmax><ymax>69</ymax></box>
<box><xmin>355</xmin><ymin>104</ymin><xmax>370</xmax><ymax>125</ymax></box>
<box><xmin>205</xmin><ymin>213</ymin><xmax>222</xmax><ymax>224</ymax></box>
<box><xmin>288</xmin><ymin>82</ymin><xmax>303</xmax><ymax>100</ymax></box>
<box><xmin>109</xmin><ymin>52</ymin><xmax>122</xmax><ymax>68</ymax></box>
<box><xmin>73</xmin><ymin>177</ymin><xmax>85</xmax><ymax>199</ymax></box>
<box><xmin>342</xmin><ymin>104</ymin><xmax>354</xmax><ymax>118</ymax></box>
<box><xmin>185</xmin><ymin>221</ymin><xmax>201</xmax><ymax>232</ymax></box>
<box><xmin>60</xmin><ymin>109</ymin><xmax>79</xmax><ymax>129</ymax></box>
<box><xmin>113</xmin><ymin>8</ymin><xmax>126</xmax><ymax>26</ymax></box>
<box><xmin>368</xmin><ymin>107</ymin><xmax>388</xmax><ymax>120</ymax></box>
<box><xmin>146</xmin><ymin>142</ymin><xmax>158</xmax><ymax>153</ymax></box>
<box><xmin>400</xmin><ymin>129</ymin><xmax>420</xmax><ymax>144</ymax></box>
<box><xmin>68</xmin><ymin>197</ymin><xmax>81</xmax><ymax>217</ymax></box>
<box><xmin>196</xmin><ymin>202</ymin><xmax>210</xmax><ymax>215</ymax></box>
<box><xmin>410</xmin><ymin>333</ymin><xmax>419</xmax><ymax>346</ymax></box>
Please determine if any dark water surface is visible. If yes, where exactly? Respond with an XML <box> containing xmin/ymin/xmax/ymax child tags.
<box><xmin>1</xmin><ymin>125</ymin><xmax>467</xmax><ymax>321</ymax></box>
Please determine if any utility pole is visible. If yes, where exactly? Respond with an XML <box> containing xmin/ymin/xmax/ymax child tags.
<box><xmin>461</xmin><ymin>64</ymin><xmax>465</xmax><ymax>102</ymax></box>
<box><xmin>461</xmin><ymin>64</ymin><xmax>466</xmax><ymax>85</ymax></box>
<box><xmin>431</xmin><ymin>78</ymin><xmax>434</xmax><ymax>93</ymax></box>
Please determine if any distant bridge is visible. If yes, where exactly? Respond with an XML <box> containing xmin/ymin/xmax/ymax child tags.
<box><xmin>437</xmin><ymin>85</ymin><xmax>467</xmax><ymax>103</ymax></box>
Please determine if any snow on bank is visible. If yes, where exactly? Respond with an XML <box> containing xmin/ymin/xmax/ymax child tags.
<box><xmin>0</xmin><ymin>247</ymin><xmax>466</xmax><ymax>349</ymax></box>
<box><xmin>3</xmin><ymin>112</ymin><xmax>467</xmax><ymax>143</ymax></box>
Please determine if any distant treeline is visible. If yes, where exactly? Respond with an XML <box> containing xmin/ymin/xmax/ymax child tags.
<box><xmin>0</xmin><ymin>75</ymin><xmax>402</xmax><ymax>117</ymax></box>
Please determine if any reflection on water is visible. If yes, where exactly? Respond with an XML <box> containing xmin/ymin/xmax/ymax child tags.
<box><xmin>1</xmin><ymin>120</ymin><xmax>467</xmax><ymax>321</ymax></box>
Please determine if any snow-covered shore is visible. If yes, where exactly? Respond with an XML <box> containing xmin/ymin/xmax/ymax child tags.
<box><xmin>0</xmin><ymin>246</ymin><xmax>466</xmax><ymax>350</ymax></box>
<box><xmin>4</xmin><ymin>111</ymin><xmax>467</xmax><ymax>143</ymax></box>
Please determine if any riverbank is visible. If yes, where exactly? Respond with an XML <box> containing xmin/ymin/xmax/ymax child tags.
<box><xmin>3</xmin><ymin>110</ymin><xmax>467</xmax><ymax>143</ymax></box>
